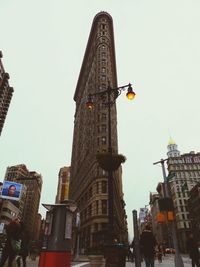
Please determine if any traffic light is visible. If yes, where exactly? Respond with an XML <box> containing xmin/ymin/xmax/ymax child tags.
<box><xmin>158</xmin><ymin>197</ymin><xmax>174</xmax><ymax>212</ymax></box>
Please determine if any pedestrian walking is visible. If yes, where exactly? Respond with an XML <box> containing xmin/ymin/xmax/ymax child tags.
<box><xmin>156</xmin><ymin>244</ymin><xmax>163</xmax><ymax>263</ymax></box>
<box><xmin>0</xmin><ymin>218</ymin><xmax>22</xmax><ymax>267</ymax></box>
<box><xmin>16</xmin><ymin>225</ymin><xmax>30</xmax><ymax>267</ymax></box>
<box><xmin>186</xmin><ymin>233</ymin><xmax>200</xmax><ymax>267</ymax></box>
<box><xmin>162</xmin><ymin>242</ymin><xmax>166</xmax><ymax>256</ymax></box>
<box><xmin>127</xmin><ymin>246</ymin><xmax>133</xmax><ymax>262</ymax></box>
<box><xmin>140</xmin><ymin>225</ymin><xmax>157</xmax><ymax>267</ymax></box>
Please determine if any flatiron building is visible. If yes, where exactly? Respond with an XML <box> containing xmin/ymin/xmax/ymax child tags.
<box><xmin>0</xmin><ymin>51</ymin><xmax>14</xmax><ymax>136</ymax></box>
<box><xmin>69</xmin><ymin>12</ymin><xmax>128</xmax><ymax>252</ymax></box>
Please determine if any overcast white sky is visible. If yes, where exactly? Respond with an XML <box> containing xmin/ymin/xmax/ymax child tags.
<box><xmin>1</xmin><ymin>0</ymin><xmax>200</xmax><ymax>240</ymax></box>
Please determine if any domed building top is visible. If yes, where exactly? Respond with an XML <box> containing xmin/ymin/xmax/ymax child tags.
<box><xmin>168</xmin><ymin>137</ymin><xmax>176</xmax><ymax>145</ymax></box>
<box><xmin>167</xmin><ymin>137</ymin><xmax>180</xmax><ymax>158</ymax></box>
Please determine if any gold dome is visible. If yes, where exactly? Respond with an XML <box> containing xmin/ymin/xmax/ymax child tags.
<box><xmin>168</xmin><ymin>137</ymin><xmax>176</xmax><ymax>145</ymax></box>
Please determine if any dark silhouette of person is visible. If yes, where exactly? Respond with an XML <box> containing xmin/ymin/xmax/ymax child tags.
<box><xmin>16</xmin><ymin>224</ymin><xmax>30</xmax><ymax>267</ymax></box>
<box><xmin>130</xmin><ymin>239</ymin><xmax>136</xmax><ymax>262</ymax></box>
<box><xmin>140</xmin><ymin>225</ymin><xmax>157</xmax><ymax>267</ymax></box>
<box><xmin>162</xmin><ymin>242</ymin><xmax>166</xmax><ymax>256</ymax></box>
<box><xmin>157</xmin><ymin>244</ymin><xmax>163</xmax><ymax>263</ymax></box>
<box><xmin>127</xmin><ymin>245</ymin><xmax>133</xmax><ymax>262</ymax></box>
<box><xmin>7</xmin><ymin>185</ymin><xmax>17</xmax><ymax>197</ymax></box>
<box><xmin>186</xmin><ymin>233</ymin><xmax>200</xmax><ymax>267</ymax></box>
<box><xmin>0</xmin><ymin>218</ymin><xmax>22</xmax><ymax>267</ymax></box>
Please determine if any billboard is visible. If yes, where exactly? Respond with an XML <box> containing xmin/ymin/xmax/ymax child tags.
<box><xmin>1</xmin><ymin>181</ymin><xmax>23</xmax><ymax>201</ymax></box>
<box><xmin>139</xmin><ymin>207</ymin><xmax>148</xmax><ymax>223</ymax></box>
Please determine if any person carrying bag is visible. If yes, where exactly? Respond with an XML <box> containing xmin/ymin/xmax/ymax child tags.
<box><xmin>0</xmin><ymin>218</ymin><xmax>22</xmax><ymax>267</ymax></box>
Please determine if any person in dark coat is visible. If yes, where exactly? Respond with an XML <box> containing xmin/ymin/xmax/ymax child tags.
<box><xmin>186</xmin><ymin>233</ymin><xmax>200</xmax><ymax>267</ymax></box>
<box><xmin>16</xmin><ymin>226</ymin><xmax>30</xmax><ymax>267</ymax></box>
<box><xmin>0</xmin><ymin>218</ymin><xmax>22</xmax><ymax>267</ymax></box>
<box><xmin>140</xmin><ymin>225</ymin><xmax>157</xmax><ymax>267</ymax></box>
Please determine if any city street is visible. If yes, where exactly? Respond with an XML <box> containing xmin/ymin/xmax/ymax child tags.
<box><xmin>25</xmin><ymin>254</ymin><xmax>192</xmax><ymax>267</ymax></box>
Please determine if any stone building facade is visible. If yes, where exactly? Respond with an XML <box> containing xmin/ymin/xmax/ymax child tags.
<box><xmin>188</xmin><ymin>182</ymin><xmax>200</xmax><ymax>241</ymax></box>
<box><xmin>4</xmin><ymin>164</ymin><xmax>42</xmax><ymax>240</ymax></box>
<box><xmin>69</xmin><ymin>12</ymin><xmax>128</xmax><ymax>253</ymax></box>
<box><xmin>167</xmin><ymin>139</ymin><xmax>200</xmax><ymax>251</ymax></box>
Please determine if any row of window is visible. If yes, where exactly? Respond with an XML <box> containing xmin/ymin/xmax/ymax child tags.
<box><xmin>1</xmin><ymin>207</ymin><xmax>17</xmax><ymax>217</ymax></box>
<box><xmin>175</xmin><ymin>191</ymin><xmax>188</xmax><ymax>198</ymax></box>
<box><xmin>80</xmin><ymin>199</ymin><xmax>108</xmax><ymax>222</ymax></box>
<box><xmin>174</xmin><ymin>204</ymin><xmax>188</xmax><ymax>212</ymax></box>
<box><xmin>78</xmin><ymin>180</ymin><xmax>108</xmax><ymax>207</ymax></box>
<box><xmin>177</xmin><ymin>221</ymin><xmax>190</xmax><ymax>229</ymax></box>
<box><xmin>170</xmin><ymin>164</ymin><xmax>200</xmax><ymax>170</ymax></box>
<box><xmin>97</xmin><ymin>124</ymin><xmax>107</xmax><ymax>134</ymax></box>
<box><xmin>174</xmin><ymin>172</ymin><xmax>200</xmax><ymax>178</ymax></box>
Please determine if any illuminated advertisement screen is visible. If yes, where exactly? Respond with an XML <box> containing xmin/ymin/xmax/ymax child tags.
<box><xmin>1</xmin><ymin>181</ymin><xmax>23</xmax><ymax>201</ymax></box>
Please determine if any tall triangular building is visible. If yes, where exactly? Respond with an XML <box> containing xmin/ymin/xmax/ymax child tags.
<box><xmin>0</xmin><ymin>51</ymin><xmax>14</xmax><ymax>136</ymax></box>
<box><xmin>69</xmin><ymin>12</ymin><xmax>128</xmax><ymax>252</ymax></box>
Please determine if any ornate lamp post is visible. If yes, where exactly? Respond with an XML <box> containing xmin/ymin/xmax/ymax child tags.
<box><xmin>86</xmin><ymin>83</ymin><xmax>136</xmax><ymax>244</ymax></box>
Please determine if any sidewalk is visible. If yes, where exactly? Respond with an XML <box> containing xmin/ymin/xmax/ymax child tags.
<box><xmin>71</xmin><ymin>254</ymin><xmax>191</xmax><ymax>267</ymax></box>
<box><xmin>25</xmin><ymin>254</ymin><xmax>192</xmax><ymax>267</ymax></box>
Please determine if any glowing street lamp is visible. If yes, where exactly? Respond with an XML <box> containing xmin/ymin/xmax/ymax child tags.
<box><xmin>126</xmin><ymin>83</ymin><xmax>136</xmax><ymax>100</ymax></box>
<box><xmin>86</xmin><ymin>82</ymin><xmax>136</xmax><ymax>244</ymax></box>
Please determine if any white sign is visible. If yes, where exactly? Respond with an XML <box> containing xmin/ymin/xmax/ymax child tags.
<box><xmin>0</xmin><ymin>223</ymin><xmax>5</xmax><ymax>234</ymax></box>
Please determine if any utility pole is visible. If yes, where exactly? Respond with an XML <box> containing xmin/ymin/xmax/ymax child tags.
<box><xmin>153</xmin><ymin>159</ymin><xmax>184</xmax><ymax>267</ymax></box>
<box><xmin>132</xmin><ymin>210</ymin><xmax>141</xmax><ymax>267</ymax></box>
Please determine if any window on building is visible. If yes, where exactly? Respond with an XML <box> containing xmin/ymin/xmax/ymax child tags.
<box><xmin>102</xmin><ymin>75</ymin><xmax>106</xmax><ymax>81</ymax></box>
<box><xmin>85</xmin><ymin>192</ymin><xmax>88</xmax><ymax>202</ymax></box>
<box><xmin>102</xmin><ymin>200</ymin><xmax>107</xmax><ymax>214</ymax></box>
<box><xmin>94</xmin><ymin>223</ymin><xmax>98</xmax><ymax>232</ymax></box>
<box><xmin>102</xmin><ymin>136</ymin><xmax>106</xmax><ymax>145</ymax></box>
<box><xmin>89</xmin><ymin>187</ymin><xmax>92</xmax><ymax>198</ymax></box>
<box><xmin>102</xmin><ymin>181</ymin><xmax>107</xmax><ymax>193</ymax></box>
<box><xmin>102</xmin><ymin>113</ymin><xmax>106</xmax><ymax>121</ymax></box>
<box><xmin>88</xmin><ymin>204</ymin><xmax>92</xmax><ymax>217</ymax></box>
<box><xmin>84</xmin><ymin>209</ymin><xmax>86</xmax><ymax>220</ymax></box>
<box><xmin>102</xmin><ymin>124</ymin><xmax>106</xmax><ymax>133</ymax></box>
<box><xmin>96</xmin><ymin>182</ymin><xmax>99</xmax><ymax>194</ymax></box>
<box><xmin>102</xmin><ymin>59</ymin><xmax>106</xmax><ymax>66</ymax></box>
<box><xmin>101</xmin><ymin>223</ymin><xmax>107</xmax><ymax>230</ymax></box>
<box><xmin>181</xmin><ymin>206</ymin><xmax>184</xmax><ymax>212</ymax></box>
<box><xmin>96</xmin><ymin>200</ymin><xmax>99</xmax><ymax>215</ymax></box>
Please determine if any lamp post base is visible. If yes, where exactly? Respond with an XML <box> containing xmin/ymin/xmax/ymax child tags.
<box><xmin>104</xmin><ymin>244</ymin><xmax>126</xmax><ymax>267</ymax></box>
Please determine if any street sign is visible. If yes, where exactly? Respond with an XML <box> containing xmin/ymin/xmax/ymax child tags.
<box><xmin>167</xmin><ymin>172</ymin><xmax>176</xmax><ymax>181</ymax></box>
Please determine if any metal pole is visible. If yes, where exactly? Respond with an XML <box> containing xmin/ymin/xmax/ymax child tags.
<box><xmin>155</xmin><ymin>159</ymin><xmax>184</xmax><ymax>267</ymax></box>
<box><xmin>87</xmin><ymin>82</ymin><xmax>134</xmax><ymax>246</ymax></box>
<box><xmin>132</xmin><ymin>210</ymin><xmax>141</xmax><ymax>267</ymax></box>
<box><xmin>76</xmin><ymin>231</ymin><xmax>80</xmax><ymax>259</ymax></box>
<box><xmin>107</xmin><ymin>85</ymin><xmax>114</xmax><ymax>241</ymax></box>
<box><xmin>75</xmin><ymin>212</ymin><xmax>80</xmax><ymax>259</ymax></box>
